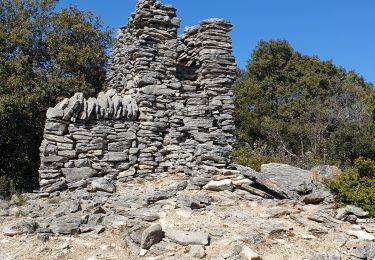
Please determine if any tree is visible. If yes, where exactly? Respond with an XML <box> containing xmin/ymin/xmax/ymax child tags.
<box><xmin>233</xmin><ymin>40</ymin><xmax>375</xmax><ymax>169</ymax></box>
<box><xmin>0</xmin><ymin>0</ymin><xmax>112</xmax><ymax>195</ymax></box>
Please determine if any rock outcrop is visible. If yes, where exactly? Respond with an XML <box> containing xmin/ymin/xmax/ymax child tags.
<box><xmin>38</xmin><ymin>0</ymin><xmax>237</xmax><ymax>194</ymax></box>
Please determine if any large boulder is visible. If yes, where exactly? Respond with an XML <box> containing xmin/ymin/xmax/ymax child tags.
<box><xmin>259</xmin><ymin>163</ymin><xmax>314</xmax><ymax>199</ymax></box>
<box><xmin>310</xmin><ymin>165</ymin><xmax>341</xmax><ymax>184</ymax></box>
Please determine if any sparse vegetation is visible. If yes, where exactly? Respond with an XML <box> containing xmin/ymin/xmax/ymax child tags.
<box><xmin>324</xmin><ymin>158</ymin><xmax>375</xmax><ymax>217</ymax></box>
<box><xmin>15</xmin><ymin>210</ymin><xmax>27</xmax><ymax>218</ymax></box>
<box><xmin>10</xmin><ymin>193</ymin><xmax>28</xmax><ymax>206</ymax></box>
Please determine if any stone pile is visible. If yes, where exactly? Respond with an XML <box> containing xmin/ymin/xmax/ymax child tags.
<box><xmin>39</xmin><ymin>91</ymin><xmax>139</xmax><ymax>194</ymax></box>
<box><xmin>171</xmin><ymin>18</ymin><xmax>237</xmax><ymax>177</ymax></box>
<box><xmin>38</xmin><ymin>0</ymin><xmax>237</xmax><ymax>194</ymax></box>
<box><xmin>2</xmin><ymin>167</ymin><xmax>375</xmax><ymax>259</ymax></box>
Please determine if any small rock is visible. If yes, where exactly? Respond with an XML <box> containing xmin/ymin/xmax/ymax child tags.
<box><xmin>69</xmin><ymin>200</ymin><xmax>81</xmax><ymax>213</ymax></box>
<box><xmin>266</xmin><ymin>207</ymin><xmax>293</xmax><ymax>218</ymax></box>
<box><xmin>0</xmin><ymin>200</ymin><xmax>9</xmax><ymax>209</ymax></box>
<box><xmin>366</xmin><ymin>242</ymin><xmax>375</xmax><ymax>259</ymax></box>
<box><xmin>92</xmin><ymin>206</ymin><xmax>106</xmax><ymax>214</ymax></box>
<box><xmin>37</xmin><ymin>233</ymin><xmax>50</xmax><ymax>242</ymax></box>
<box><xmin>165</xmin><ymin>229</ymin><xmax>210</xmax><ymax>246</ymax></box>
<box><xmin>346</xmin><ymin>215</ymin><xmax>358</xmax><ymax>224</ymax></box>
<box><xmin>187</xmin><ymin>245</ymin><xmax>206</xmax><ymax>258</ymax></box>
<box><xmin>0</xmin><ymin>209</ymin><xmax>10</xmax><ymax>217</ymax></box>
<box><xmin>203</xmin><ymin>179</ymin><xmax>233</xmax><ymax>191</ymax></box>
<box><xmin>347</xmin><ymin>230</ymin><xmax>375</xmax><ymax>241</ymax></box>
<box><xmin>145</xmin><ymin>191</ymin><xmax>175</xmax><ymax>204</ymax></box>
<box><xmin>346</xmin><ymin>205</ymin><xmax>369</xmax><ymax>218</ymax></box>
<box><xmin>91</xmin><ymin>178</ymin><xmax>116</xmax><ymax>193</ymax></box>
<box><xmin>95</xmin><ymin>225</ymin><xmax>105</xmax><ymax>234</ymax></box>
<box><xmin>0</xmin><ymin>255</ymin><xmax>16</xmax><ymax>260</ymax></box>
<box><xmin>302</xmin><ymin>192</ymin><xmax>327</xmax><ymax>204</ymax></box>
<box><xmin>240</xmin><ymin>245</ymin><xmax>262</xmax><ymax>260</ymax></box>
<box><xmin>50</xmin><ymin>222</ymin><xmax>80</xmax><ymax>235</ymax></box>
<box><xmin>140</xmin><ymin>224</ymin><xmax>163</xmax><ymax>249</ymax></box>
<box><xmin>335</xmin><ymin>207</ymin><xmax>348</xmax><ymax>220</ymax></box>
<box><xmin>2</xmin><ymin>224</ymin><xmax>28</xmax><ymax>236</ymax></box>
<box><xmin>2</xmin><ymin>221</ymin><xmax>37</xmax><ymax>236</ymax></box>
<box><xmin>302</xmin><ymin>234</ymin><xmax>316</xmax><ymax>240</ymax></box>
<box><xmin>139</xmin><ymin>249</ymin><xmax>148</xmax><ymax>256</ymax></box>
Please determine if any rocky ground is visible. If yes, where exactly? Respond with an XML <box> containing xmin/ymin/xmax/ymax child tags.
<box><xmin>1</xmin><ymin>164</ymin><xmax>375</xmax><ymax>260</ymax></box>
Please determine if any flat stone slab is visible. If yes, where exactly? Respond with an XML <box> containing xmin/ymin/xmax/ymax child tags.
<box><xmin>61</xmin><ymin>167</ymin><xmax>97</xmax><ymax>183</ymax></box>
<box><xmin>203</xmin><ymin>179</ymin><xmax>233</xmax><ymax>191</ymax></box>
<box><xmin>347</xmin><ymin>230</ymin><xmax>375</xmax><ymax>241</ymax></box>
<box><xmin>2</xmin><ymin>221</ymin><xmax>36</xmax><ymax>236</ymax></box>
<box><xmin>165</xmin><ymin>229</ymin><xmax>209</xmax><ymax>245</ymax></box>
<box><xmin>50</xmin><ymin>222</ymin><xmax>80</xmax><ymax>235</ymax></box>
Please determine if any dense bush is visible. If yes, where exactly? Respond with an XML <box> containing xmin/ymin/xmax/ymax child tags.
<box><xmin>0</xmin><ymin>0</ymin><xmax>112</xmax><ymax>195</ymax></box>
<box><xmin>233</xmin><ymin>40</ymin><xmax>375</xmax><ymax>169</ymax></box>
<box><xmin>325</xmin><ymin>158</ymin><xmax>375</xmax><ymax>216</ymax></box>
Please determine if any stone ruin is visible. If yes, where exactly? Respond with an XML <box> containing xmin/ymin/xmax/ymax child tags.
<box><xmin>38</xmin><ymin>0</ymin><xmax>237</xmax><ymax>194</ymax></box>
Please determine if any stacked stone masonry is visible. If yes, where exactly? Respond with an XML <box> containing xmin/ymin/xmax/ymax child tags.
<box><xmin>39</xmin><ymin>0</ymin><xmax>237</xmax><ymax>194</ymax></box>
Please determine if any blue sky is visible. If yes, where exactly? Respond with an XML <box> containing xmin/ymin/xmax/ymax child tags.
<box><xmin>57</xmin><ymin>0</ymin><xmax>375</xmax><ymax>85</ymax></box>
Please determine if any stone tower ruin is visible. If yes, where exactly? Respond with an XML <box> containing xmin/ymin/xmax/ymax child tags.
<box><xmin>38</xmin><ymin>0</ymin><xmax>237</xmax><ymax>194</ymax></box>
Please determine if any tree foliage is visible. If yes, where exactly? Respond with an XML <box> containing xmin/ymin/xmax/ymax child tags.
<box><xmin>233</xmin><ymin>40</ymin><xmax>375</xmax><ymax>169</ymax></box>
<box><xmin>0</xmin><ymin>0</ymin><xmax>112</xmax><ymax>195</ymax></box>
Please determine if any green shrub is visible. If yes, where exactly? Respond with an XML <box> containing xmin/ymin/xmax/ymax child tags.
<box><xmin>10</xmin><ymin>193</ymin><xmax>28</xmax><ymax>206</ymax></box>
<box><xmin>324</xmin><ymin>158</ymin><xmax>375</xmax><ymax>216</ymax></box>
<box><xmin>231</xmin><ymin>146</ymin><xmax>281</xmax><ymax>172</ymax></box>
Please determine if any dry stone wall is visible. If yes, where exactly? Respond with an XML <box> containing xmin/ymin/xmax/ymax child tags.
<box><xmin>38</xmin><ymin>0</ymin><xmax>237</xmax><ymax>194</ymax></box>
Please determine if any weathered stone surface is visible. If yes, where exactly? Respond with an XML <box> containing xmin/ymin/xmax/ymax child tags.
<box><xmin>2</xmin><ymin>224</ymin><xmax>25</xmax><ymax>236</ymax></box>
<box><xmin>366</xmin><ymin>242</ymin><xmax>375</xmax><ymax>259</ymax></box>
<box><xmin>45</xmin><ymin>122</ymin><xmax>67</xmax><ymax>135</ymax></box>
<box><xmin>347</xmin><ymin>230</ymin><xmax>375</xmax><ymax>241</ymax></box>
<box><xmin>164</xmin><ymin>229</ymin><xmax>210</xmax><ymax>245</ymax></box>
<box><xmin>259</xmin><ymin>163</ymin><xmax>314</xmax><ymax>198</ymax></box>
<box><xmin>335</xmin><ymin>205</ymin><xmax>369</xmax><ymax>221</ymax></box>
<box><xmin>50</xmin><ymin>222</ymin><xmax>80</xmax><ymax>235</ymax></box>
<box><xmin>46</xmin><ymin>107</ymin><xmax>64</xmax><ymax>119</ymax></box>
<box><xmin>310</xmin><ymin>165</ymin><xmax>341</xmax><ymax>184</ymax></box>
<box><xmin>42</xmin><ymin>155</ymin><xmax>68</xmax><ymax>163</ymax></box>
<box><xmin>240</xmin><ymin>245</ymin><xmax>262</xmax><ymax>260</ymax></box>
<box><xmin>346</xmin><ymin>205</ymin><xmax>369</xmax><ymax>217</ymax></box>
<box><xmin>61</xmin><ymin>167</ymin><xmax>97</xmax><ymax>183</ymax></box>
<box><xmin>140</xmin><ymin>224</ymin><xmax>163</xmax><ymax>249</ymax></box>
<box><xmin>146</xmin><ymin>191</ymin><xmax>175</xmax><ymax>204</ymax></box>
<box><xmin>302</xmin><ymin>191</ymin><xmax>329</xmax><ymax>204</ymax></box>
<box><xmin>91</xmin><ymin>178</ymin><xmax>116</xmax><ymax>193</ymax></box>
<box><xmin>203</xmin><ymin>179</ymin><xmax>233</xmax><ymax>191</ymax></box>
<box><xmin>101</xmin><ymin>152</ymin><xmax>128</xmax><ymax>162</ymax></box>
<box><xmin>2</xmin><ymin>221</ymin><xmax>36</xmax><ymax>236</ymax></box>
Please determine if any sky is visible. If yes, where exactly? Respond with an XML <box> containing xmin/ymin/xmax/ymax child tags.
<box><xmin>57</xmin><ymin>0</ymin><xmax>375</xmax><ymax>85</ymax></box>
